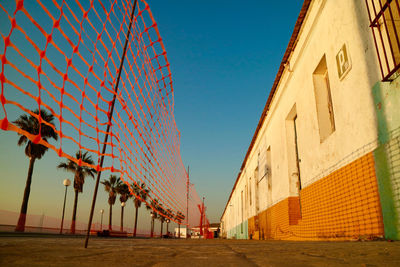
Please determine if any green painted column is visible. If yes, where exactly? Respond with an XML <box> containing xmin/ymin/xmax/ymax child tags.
<box><xmin>373</xmin><ymin>146</ymin><xmax>399</xmax><ymax>239</ymax></box>
<box><xmin>372</xmin><ymin>78</ymin><xmax>400</xmax><ymax>240</ymax></box>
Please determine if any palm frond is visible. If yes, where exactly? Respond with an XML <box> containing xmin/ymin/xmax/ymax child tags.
<box><xmin>102</xmin><ymin>174</ymin><xmax>123</xmax><ymax>206</ymax></box>
<box><xmin>17</xmin><ymin>135</ymin><xmax>27</xmax><ymax>146</ymax></box>
<box><xmin>14</xmin><ymin>108</ymin><xmax>58</xmax><ymax>159</ymax></box>
<box><xmin>57</xmin><ymin>161</ymin><xmax>77</xmax><ymax>172</ymax></box>
<box><xmin>57</xmin><ymin>150</ymin><xmax>97</xmax><ymax>192</ymax></box>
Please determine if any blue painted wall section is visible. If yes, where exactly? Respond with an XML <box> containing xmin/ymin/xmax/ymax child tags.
<box><xmin>227</xmin><ymin>220</ymin><xmax>248</xmax><ymax>240</ymax></box>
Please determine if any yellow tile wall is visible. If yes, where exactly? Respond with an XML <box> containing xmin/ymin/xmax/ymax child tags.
<box><xmin>249</xmin><ymin>152</ymin><xmax>384</xmax><ymax>240</ymax></box>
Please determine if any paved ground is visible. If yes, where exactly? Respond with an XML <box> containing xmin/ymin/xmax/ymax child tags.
<box><xmin>0</xmin><ymin>234</ymin><xmax>400</xmax><ymax>266</ymax></box>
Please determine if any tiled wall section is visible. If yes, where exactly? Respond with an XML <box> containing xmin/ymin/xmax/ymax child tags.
<box><xmin>288</xmin><ymin>197</ymin><xmax>302</xmax><ymax>225</ymax></box>
<box><xmin>375</xmin><ymin>132</ymin><xmax>400</xmax><ymax>240</ymax></box>
<box><xmin>248</xmin><ymin>152</ymin><xmax>384</xmax><ymax>240</ymax></box>
<box><xmin>387</xmin><ymin>136</ymin><xmax>400</xmax><ymax>238</ymax></box>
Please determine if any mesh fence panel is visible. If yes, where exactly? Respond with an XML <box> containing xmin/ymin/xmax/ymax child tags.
<box><xmin>0</xmin><ymin>0</ymin><xmax>204</xmax><ymax>227</ymax></box>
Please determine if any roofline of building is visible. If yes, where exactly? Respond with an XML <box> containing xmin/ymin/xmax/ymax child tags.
<box><xmin>220</xmin><ymin>0</ymin><xmax>312</xmax><ymax>222</ymax></box>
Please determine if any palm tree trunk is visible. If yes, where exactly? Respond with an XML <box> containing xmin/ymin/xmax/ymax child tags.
<box><xmin>109</xmin><ymin>204</ymin><xmax>112</xmax><ymax>230</ymax></box>
<box><xmin>151</xmin><ymin>218</ymin><xmax>154</xmax><ymax>238</ymax></box>
<box><xmin>120</xmin><ymin>205</ymin><xmax>124</xmax><ymax>232</ymax></box>
<box><xmin>70</xmin><ymin>189</ymin><xmax>79</xmax><ymax>234</ymax></box>
<box><xmin>133</xmin><ymin>205</ymin><xmax>139</xmax><ymax>237</ymax></box>
<box><xmin>15</xmin><ymin>157</ymin><xmax>36</xmax><ymax>232</ymax></box>
<box><xmin>160</xmin><ymin>221</ymin><xmax>163</xmax><ymax>238</ymax></box>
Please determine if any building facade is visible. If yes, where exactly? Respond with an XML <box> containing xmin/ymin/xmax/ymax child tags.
<box><xmin>221</xmin><ymin>0</ymin><xmax>400</xmax><ymax>241</ymax></box>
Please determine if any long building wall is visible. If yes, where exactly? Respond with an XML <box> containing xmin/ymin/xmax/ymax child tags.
<box><xmin>221</xmin><ymin>0</ymin><xmax>400</xmax><ymax>241</ymax></box>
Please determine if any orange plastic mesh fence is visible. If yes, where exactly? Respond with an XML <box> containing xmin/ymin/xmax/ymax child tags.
<box><xmin>0</xmin><ymin>0</ymin><xmax>204</xmax><ymax>227</ymax></box>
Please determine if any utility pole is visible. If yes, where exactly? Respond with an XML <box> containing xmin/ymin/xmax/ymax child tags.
<box><xmin>60</xmin><ymin>179</ymin><xmax>71</xmax><ymax>234</ymax></box>
<box><xmin>186</xmin><ymin>165</ymin><xmax>189</xmax><ymax>239</ymax></box>
<box><xmin>84</xmin><ymin>0</ymin><xmax>138</xmax><ymax>248</ymax></box>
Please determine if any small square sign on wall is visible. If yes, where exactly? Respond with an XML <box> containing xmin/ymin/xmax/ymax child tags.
<box><xmin>336</xmin><ymin>44</ymin><xmax>351</xmax><ymax>80</ymax></box>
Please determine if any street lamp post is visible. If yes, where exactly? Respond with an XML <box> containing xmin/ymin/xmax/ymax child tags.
<box><xmin>100</xmin><ymin>209</ymin><xmax>104</xmax><ymax>231</ymax></box>
<box><xmin>120</xmin><ymin>202</ymin><xmax>126</xmax><ymax>232</ymax></box>
<box><xmin>60</xmin><ymin>179</ymin><xmax>71</xmax><ymax>234</ymax></box>
<box><xmin>166</xmin><ymin>218</ymin><xmax>170</xmax><ymax>237</ymax></box>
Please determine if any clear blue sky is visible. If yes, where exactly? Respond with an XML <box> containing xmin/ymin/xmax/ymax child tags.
<box><xmin>151</xmin><ymin>0</ymin><xmax>304</xmax><ymax>222</ymax></box>
<box><xmin>0</xmin><ymin>0</ymin><xmax>303</xmax><ymax>229</ymax></box>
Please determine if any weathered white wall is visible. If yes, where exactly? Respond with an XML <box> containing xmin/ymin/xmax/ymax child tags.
<box><xmin>222</xmin><ymin>0</ymin><xmax>383</xmax><ymax>236</ymax></box>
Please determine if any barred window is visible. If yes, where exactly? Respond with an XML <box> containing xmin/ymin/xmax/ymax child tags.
<box><xmin>366</xmin><ymin>0</ymin><xmax>400</xmax><ymax>81</ymax></box>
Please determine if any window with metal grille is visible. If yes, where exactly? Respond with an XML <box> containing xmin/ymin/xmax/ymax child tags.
<box><xmin>366</xmin><ymin>0</ymin><xmax>400</xmax><ymax>81</ymax></box>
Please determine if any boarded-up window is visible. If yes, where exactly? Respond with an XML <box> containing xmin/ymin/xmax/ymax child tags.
<box><xmin>249</xmin><ymin>177</ymin><xmax>252</xmax><ymax>206</ymax></box>
<box><xmin>313</xmin><ymin>55</ymin><xmax>335</xmax><ymax>142</ymax></box>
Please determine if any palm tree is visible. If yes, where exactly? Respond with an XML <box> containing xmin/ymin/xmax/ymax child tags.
<box><xmin>57</xmin><ymin>151</ymin><xmax>96</xmax><ymax>234</ymax></box>
<box><xmin>117</xmin><ymin>182</ymin><xmax>131</xmax><ymax>232</ymax></box>
<box><xmin>14</xmin><ymin>109</ymin><xmax>58</xmax><ymax>232</ymax></box>
<box><xmin>158</xmin><ymin>204</ymin><xmax>166</xmax><ymax>238</ymax></box>
<box><xmin>175</xmin><ymin>211</ymin><xmax>185</xmax><ymax>239</ymax></box>
<box><xmin>131</xmin><ymin>181</ymin><xmax>150</xmax><ymax>237</ymax></box>
<box><xmin>101</xmin><ymin>175</ymin><xmax>122</xmax><ymax>231</ymax></box>
<box><xmin>146</xmin><ymin>198</ymin><xmax>159</xmax><ymax>238</ymax></box>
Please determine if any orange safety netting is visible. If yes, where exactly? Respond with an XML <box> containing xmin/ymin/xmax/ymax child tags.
<box><xmin>0</xmin><ymin>0</ymin><xmax>204</xmax><ymax>227</ymax></box>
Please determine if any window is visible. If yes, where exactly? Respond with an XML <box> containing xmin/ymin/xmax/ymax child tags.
<box><xmin>241</xmin><ymin>191</ymin><xmax>243</xmax><ymax>233</ymax></box>
<box><xmin>313</xmin><ymin>55</ymin><xmax>335</xmax><ymax>142</ymax></box>
<box><xmin>266</xmin><ymin>147</ymin><xmax>272</xmax><ymax>179</ymax></box>
<box><xmin>366</xmin><ymin>0</ymin><xmax>400</xmax><ymax>81</ymax></box>
<box><xmin>266</xmin><ymin>146</ymin><xmax>272</xmax><ymax>206</ymax></box>
<box><xmin>249</xmin><ymin>177</ymin><xmax>252</xmax><ymax>206</ymax></box>
<box><xmin>254</xmin><ymin>167</ymin><xmax>259</xmax><ymax>213</ymax></box>
<box><xmin>245</xmin><ymin>184</ymin><xmax>248</xmax><ymax>215</ymax></box>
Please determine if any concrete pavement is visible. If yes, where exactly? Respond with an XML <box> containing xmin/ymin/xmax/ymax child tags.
<box><xmin>0</xmin><ymin>236</ymin><xmax>400</xmax><ymax>266</ymax></box>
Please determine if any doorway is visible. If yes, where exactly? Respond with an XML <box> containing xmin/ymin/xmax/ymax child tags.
<box><xmin>286</xmin><ymin>105</ymin><xmax>302</xmax><ymax>195</ymax></box>
<box><xmin>285</xmin><ymin>105</ymin><xmax>302</xmax><ymax>224</ymax></box>
<box><xmin>293</xmin><ymin>116</ymin><xmax>302</xmax><ymax>191</ymax></box>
